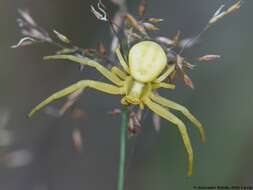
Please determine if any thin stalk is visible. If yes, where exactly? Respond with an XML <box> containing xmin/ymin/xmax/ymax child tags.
<box><xmin>117</xmin><ymin>106</ymin><xmax>128</xmax><ymax>190</ymax></box>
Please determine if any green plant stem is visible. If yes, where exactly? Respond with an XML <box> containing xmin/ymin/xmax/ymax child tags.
<box><xmin>117</xmin><ymin>106</ymin><xmax>128</xmax><ymax>190</ymax></box>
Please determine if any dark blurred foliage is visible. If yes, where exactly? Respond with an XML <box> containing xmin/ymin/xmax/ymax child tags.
<box><xmin>0</xmin><ymin>0</ymin><xmax>253</xmax><ymax>190</ymax></box>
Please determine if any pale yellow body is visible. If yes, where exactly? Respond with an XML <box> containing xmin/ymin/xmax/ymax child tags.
<box><xmin>29</xmin><ymin>41</ymin><xmax>205</xmax><ymax>176</ymax></box>
<box><xmin>129</xmin><ymin>41</ymin><xmax>167</xmax><ymax>83</ymax></box>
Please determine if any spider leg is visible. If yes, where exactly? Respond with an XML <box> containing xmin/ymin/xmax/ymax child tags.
<box><xmin>154</xmin><ymin>64</ymin><xmax>175</xmax><ymax>83</ymax></box>
<box><xmin>29</xmin><ymin>80</ymin><xmax>124</xmax><ymax>118</ymax></box>
<box><xmin>143</xmin><ymin>97</ymin><xmax>193</xmax><ymax>176</ymax></box>
<box><xmin>151</xmin><ymin>82</ymin><xmax>175</xmax><ymax>90</ymax></box>
<box><xmin>44</xmin><ymin>55</ymin><xmax>123</xmax><ymax>86</ymax></box>
<box><xmin>149</xmin><ymin>93</ymin><xmax>205</xmax><ymax>144</ymax></box>
<box><xmin>111</xmin><ymin>66</ymin><xmax>127</xmax><ymax>80</ymax></box>
<box><xmin>115</xmin><ymin>47</ymin><xmax>130</xmax><ymax>73</ymax></box>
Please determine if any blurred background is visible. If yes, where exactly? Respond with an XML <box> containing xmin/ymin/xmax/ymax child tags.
<box><xmin>0</xmin><ymin>0</ymin><xmax>252</xmax><ymax>189</ymax></box>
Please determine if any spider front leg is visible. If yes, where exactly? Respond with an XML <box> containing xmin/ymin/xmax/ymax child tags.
<box><xmin>115</xmin><ymin>47</ymin><xmax>130</xmax><ymax>74</ymax></box>
<box><xmin>29</xmin><ymin>80</ymin><xmax>124</xmax><ymax>117</ymax></box>
<box><xmin>144</xmin><ymin>97</ymin><xmax>193</xmax><ymax>176</ymax></box>
<box><xmin>149</xmin><ymin>93</ymin><xmax>205</xmax><ymax>144</ymax></box>
<box><xmin>111</xmin><ymin>66</ymin><xmax>127</xmax><ymax>80</ymax></box>
<box><xmin>154</xmin><ymin>64</ymin><xmax>176</xmax><ymax>83</ymax></box>
<box><xmin>151</xmin><ymin>82</ymin><xmax>175</xmax><ymax>90</ymax></box>
<box><xmin>44</xmin><ymin>55</ymin><xmax>123</xmax><ymax>86</ymax></box>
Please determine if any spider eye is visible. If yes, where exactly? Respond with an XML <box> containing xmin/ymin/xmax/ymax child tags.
<box><xmin>128</xmin><ymin>41</ymin><xmax>167</xmax><ymax>83</ymax></box>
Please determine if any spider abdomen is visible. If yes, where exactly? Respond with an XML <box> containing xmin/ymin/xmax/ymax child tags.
<box><xmin>128</xmin><ymin>41</ymin><xmax>167</xmax><ymax>83</ymax></box>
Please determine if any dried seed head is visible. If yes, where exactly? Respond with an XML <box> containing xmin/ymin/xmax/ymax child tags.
<box><xmin>18</xmin><ymin>9</ymin><xmax>37</xmax><ymax>26</ymax></box>
<box><xmin>226</xmin><ymin>0</ymin><xmax>242</xmax><ymax>16</ymax></box>
<box><xmin>108</xmin><ymin>108</ymin><xmax>122</xmax><ymax>116</ymax></box>
<box><xmin>182</xmin><ymin>73</ymin><xmax>194</xmax><ymax>89</ymax></box>
<box><xmin>153</xmin><ymin>114</ymin><xmax>161</xmax><ymax>132</ymax></box>
<box><xmin>72</xmin><ymin>128</ymin><xmax>83</xmax><ymax>152</ymax></box>
<box><xmin>56</xmin><ymin>48</ymin><xmax>78</xmax><ymax>55</ymax></box>
<box><xmin>16</xmin><ymin>9</ymin><xmax>52</xmax><ymax>44</ymax></box>
<box><xmin>197</xmin><ymin>54</ymin><xmax>221</xmax><ymax>62</ymax></box>
<box><xmin>0</xmin><ymin>129</ymin><xmax>13</xmax><ymax>147</ymax></box>
<box><xmin>138</xmin><ymin>0</ymin><xmax>147</xmax><ymax>17</ymax></box>
<box><xmin>156</xmin><ymin>37</ymin><xmax>174</xmax><ymax>46</ymax></box>
<box><xmin>59</xmin><ymin>89</ymin><xmax>84</xmax><ymax>116</ymax></box>
<box><xmin>171</xmin><ymin>31</ymin><xmax>181</xmax><ymax>46</ymax></box>
<box><xmin>209</xmin><ymin>1</ymin><xmax>242</xmax><ymax>25</ymax></box>
<box><xmin>96</xmin><ymin>42</ymin><xmax>107</xmax><ymax>56</ymax></box>
<box><xmin>136</xmin><ymin>109</ymin><xmax>142</xmax><ymax>121</ymax></box>
<box><xmin>169</xmin><ymin>70</ymin><xmax>177</xmax><ymax>81</ymax></box>
<box><xmin>130</xmin><ymin>114</ymin><xmax>141</xmax><ymax>128</ymax></box>
<box><xmin>125</xmin><ymin>30</ymin><xmax>142</xmax><ymax>41</ymax></box>
<box><xmin>127</xmin><ymin>109</ymin><xmax>142</xmax><ymax>135</ymax></box>
<box><xmin>112</xmin><ymin>12</ymin><xmax>125</xmax><ymax>33</ymax></box>
<box><xmin>179</xmin><ymin>37</ymin><xmax>199</xmax><ymax>49</ymax></box>
<box><xmin>84</xmin><ymin>48</ymin><xmax>97</xmax><ymax>57</ymax></box>
<box><xmin>90</xmin><ymin>0</ymin><xmax>108</xmax><ymax>22</ymax></box>
<box><xmin>209</xmin><ymin>12</ymin><xmax>226</xmax><ymax>25</ymax></box>
<box><xmin>183</xmin><ymin>61</ymin><xmax>196</xmax><ymax>70</ymax></box>
<box><xmin>4</xmin><ymin>150</ymin><xmax>32</xmax><ymax>168</ymax></box>
<box><xmin>142</xmin><ymin>22</ymin><xmax>160</xmax><ymax>31</ymax></box>
<box><xmin>124</xmin><ymin>13</ymin><xmax>147</xmax><ymax>35</ymax></box>
<box><xmin>128</xmin><ymin>118</ymin><xmax>136</xmax><ymax>134</ymax></box>
<box><xmin>147</xmin><ymin>18</ymin><xmax>164</xmax><ymax>23</ymax></box>
<box><xmin>0</xmin><ymin>109</ymin><xmax>10</xmax><ymax>129</ymax></box>
<box><xmin>53</xmin><ymin>30</ymin><xmax>70</xmax><ymax>44</ymax></box>
<box><xmin>111</xmin><ymin>0</ymin><xmax>125</xmax><ymax>6</ymax></box>
<box><xmin>176</xmin><ymin>55</ymin><xmax>184</xmax><ymax>69</ymax></box>
<box><xmin>11</xmin><ymin>37</ymin><xmax>36</xmax><ymax>48</ymax></box>
<box><xmin>176</xmin><ymin>56</ymin><xmax>195</xmax><ymax>89</ymax></box>
<box><xmin>71</xmin><ymin>108</ymin><xmax>88</xmax><ymax>120</ymax></box>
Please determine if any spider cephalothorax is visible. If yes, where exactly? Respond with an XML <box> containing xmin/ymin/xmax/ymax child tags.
<box><xmin>29</xmin><ymin>40</ymin><xmax>205</xmax><ymax>176</ymax></box>
<box><xmin>122</xmin><ymin>41</ymin><xmax>168</xmax><ymax>106</ymax></box>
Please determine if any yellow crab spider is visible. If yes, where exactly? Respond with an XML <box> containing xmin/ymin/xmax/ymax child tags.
<box><xmin>29</xmin><ymin>40</ymin><xmax>205</xmax><ymax>176</ymax></box>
